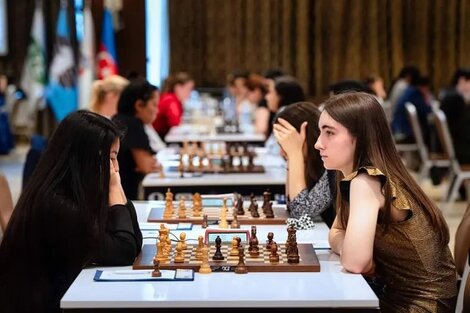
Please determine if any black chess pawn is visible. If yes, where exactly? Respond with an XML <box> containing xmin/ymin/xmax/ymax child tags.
<box><xmin>234</xmin><ymin>245</ymin><xmax>248</xmax><ymax>274</ymax></box>
<box><xmin>212</xmin><ymin>236</ymin><xmax>225</xmax><ymax>261</ymax></box>
<box><xmin>236</xmin><ymin>194</ymin><xmax>245</xmax><ymax>215</ymax></box>
<box><xmin>266</xmin><ymin>232</ymin><xmax>274</xmax><ymax>250</ymax></box>
<box><xmin>269</xmin><ymin>242</ymin><xmax>279</xmax><ymax>263</ymax></box>
<box><xmin>250</xmin><ymin>198</ymin><xmax>260</xmax><ymax>218</ymax></box>
<box><xmin>152</xmin><ymin>259</ymin><xmax>162</xmax><ymax>277</ymax></box>
<box><xmin>202</xmin><ymin>214</ymin><xmax>208</xmax><ymax>228</ymax></box>
<box><xmin>262</xmin><ymin>191</ymin><xmax>271</xmax><ymax>214</ymax></box>
<box><xmin>231</xmin><ymin>210</ymin><xmax>240</xmax><ymax>229</ymax></box>
<box><xmin>265</xmin><ymin>201</ymin><xmax>274</xmax><ymax>218</ymax></box>
<box><xmin>248</xmin><ymin>226</ymin><xmax>260</xmax><ymax>257</ymax></box>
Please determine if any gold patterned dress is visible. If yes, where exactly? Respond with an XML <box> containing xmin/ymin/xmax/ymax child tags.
<box><xmin>341</xmin><ymin>167</ymin><xmax>457</xmax><ymax>313</ymax></box>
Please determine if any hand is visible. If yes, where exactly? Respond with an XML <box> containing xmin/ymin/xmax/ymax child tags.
<box><xmin>273</xmin><ymin>118</ymin><xmax>307</xmax><ymax>159</ymax></box>
<box><xmin>109</xmin><ymin>160</ymin><xmax>126</xmax><ymax>206</ymax></box>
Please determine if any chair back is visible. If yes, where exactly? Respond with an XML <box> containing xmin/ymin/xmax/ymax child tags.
<box><xmin>405</xmin><ymin>102</ymin><xmax>429</xmax><ymax>164</ymax></box>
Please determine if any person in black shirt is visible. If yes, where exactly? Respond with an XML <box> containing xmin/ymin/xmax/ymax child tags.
<box><xmin>0</xmin><ymin>111</ymin><xmax>142</xmax><ymax>313</ymax></box>
<box><xmin>113</xmin><ymin>79</ymin><xmax>160</xmax><ymax>199</ymax></box>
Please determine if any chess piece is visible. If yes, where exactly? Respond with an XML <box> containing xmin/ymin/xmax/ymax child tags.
<box><xmin>178</xmin><ymin>197</ymin><xmax>187</xmax><ymax>218</ymax></box>
<box><xmin>155</xmin><ymin>241</ymin><xmax>166</xmax><ymax>262</ymax></box>
<box><xmin>219</xmin><ymin>204</ymin><xmax>228</xmax><ymax>229</ymax></box>
<box><xmin>229</xmin><ymin>237</ymin><xmax>239</xmax><ymax>256</ymax></box>
<box><xmin>192</xmin><ymin>192</ymin><xmax>202</xmax><ymax>217</ymax></box>
<box><xmin>286</xmin><ymin>226</ymin><xmax>300</xmax><ymax>264</ymax></box>
<box><xmin>195</xmin><ymin>235</ymin><xmax>204</xmax><ymax>260</ymax></box>
<box><xmin>165</xmin><ymin>188</ymin><xmax>174</xmax><ymax>213</ymax></box>
<box><xmin>249</xmin><ymin>226</ymin><xmax>260</xmax><ymax>257</ymax></box>
<box><xmin>202</xmin><ymin>214</ymin><xmax>208</xmax><ymax>228</ymax></box>
<box><xmin>178</xmin><ymin>154</ymin><xmax>184</xmax><ymax>178</ymax></box>
<box><xmin>235</xmin><ymin>194</ymin><xmax>244</xmax><ymax>215</ymax></box>
<box><xmin>231</xmin><ymin>210</ymin><xmax>240</xmax><ymax>229</ymax></box>
<box><xmin>179</xmin><ymin>232</ymin><xmax>187</xmax><ymax>250</ymax></box>
<box><xmin>212</xmin><ymin>236</ymin><xmax>225</xmax><ymax>261</ymax></box>
<box><xmin>269</xmin><ymin>242</ymin><xmax>280</xmax><ymax>263</ymax></box>
<box><xmin>163</xmin><ymin>202</ymin><xmax>173</xmax><ymax>218</ymax></box>
<box><xmin>264</xmin><ymin>201</ymin><xmax>275</xmax><ymax>218</ymax></box>
<box><xmin>266</xmin><ymin>232</ymin><xmax>274</xmax><ymax>251</ymax></box>
<box><xmin>198</xmin><ymin>245</ymin><xmax>212</xmax><ymax>274</ymax></box>
<box><xmin>249</xmin><ymin>197</ymin><xmax>260</xmax><ymax>218</ymax></box>
<box><xmin>234</xmin><ymin>245</ymin><xmax>248</xmax><ymax>274</ymax></box>
<box><xmin>262</xmin><ymin>190</ymin><xmax>271</xmax><ymax>214</ymax></box>
<box><xmin>152</xmin><ymin>259</ymin><xmax>162</xmax><ymax>277</ymax></box>
<box><xmin>174</xmin><ymin>241</ymin><xmax>185</xmax><ymax>263</ymax></box>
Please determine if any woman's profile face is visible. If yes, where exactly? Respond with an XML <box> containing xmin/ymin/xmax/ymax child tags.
<box><xmin>136</xmin><ymin>93</ymin><xmax>158</xmax><ymax>124</ymax></box>
<box><xmin>110</xmin><ymin>139</ymin><xmax>120</xmax><ymax>172</ymax></box>
<box><xmin>265</xmin><ymin>80</ymin><xmax>280</xmax><ymax>112</ymax></box>
<box><xmin>314</xmin><ymin>111</ymin><xmax>356</xmax><ymax>176</ymax></box>
<box><xmin>175</xmin><ymin>81</ymin><xmax>195</xmax><ymax>102</ymax></box>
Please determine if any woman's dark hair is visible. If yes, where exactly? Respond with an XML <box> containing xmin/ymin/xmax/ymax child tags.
<box><xmin>0</xmin><ymin>110</ymin><xmax>123</xmax><ymax>310</ymax></box>
<box><xmin>162</xmin><ymin>72</ymin><xmax>193</xmax><ymax>93</ymax></box>
<box><xmin>273</xmin><ymin>76</ymin><xmax>306</xmax><ymax>110</ymax></box>
<box><xmin>117</xmin><ymin>79</ymin><xmax>157</xmax><ymax>116</ymax></box>
<box><xmin>274</xmin><ymin>102</ymin><xmax>324</xmax><ymax>188</ymax></box>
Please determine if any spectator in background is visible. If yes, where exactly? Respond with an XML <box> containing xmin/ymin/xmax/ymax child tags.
<box><xmin>392</xmin><ymin>76</ymin><xmax>433</xmax><ymax>145</ymax></box>
<box><xmin>113</xmin><ymin>79</ymin><xmax>161</xmax><ymax>200</ymax></box>
<box><xmin>245</xmin><ymin>74</ymin><xmax>269</xmax><ymax>136</ymax></box>
<box><xmin>388</xmin><ymin>66</ymin><xmax>421</xmax><ymax>114</ymax></box>
<box><xmin>152</xmin><ymin>72</ymin><xmax>194</xmax><ymax>139</ymax></box>
<box><xmin>89</xmin><ymin>75</ymin><xmax>129</xmax><ymax>118</ymax></box>
<box><xmin>329</xmin><ymin>80</ymin><xmax>373</xmax><ymax>95</ymax></box>
<box><xmin>440</xmin><ymin>68</ymin><xmax>470</xmax><ymax>164</ymax></box>
<box><xmin>364</xmin><ymin>75</ymin><xmax>387</xmax><ymax>104</ymax></box>
<box><xmin>265</xmin><ymin>75</ymin><xmax>305</xmax><ymax>154</ymax></box>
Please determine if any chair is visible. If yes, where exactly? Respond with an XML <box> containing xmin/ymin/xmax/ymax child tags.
<box><xmin>0</xmin><ymin>171</ymin><xmax>14</xmax><ymax>236</ymax></box>
<box><xmin>456</xmin><ymin>252</ymin><xmax>470</xmax><ymax>312</ymax></box>
<box><xmin>432</xmin><ymin>108</ymin><xmax>470</xmax><ymax>210</ymax></box>
<box><xmin>404</xmin><ymin>103</ymin><xmax>451</xmax><ymax>181</ymax></box>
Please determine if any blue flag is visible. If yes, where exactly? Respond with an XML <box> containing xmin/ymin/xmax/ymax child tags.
<box><xmin>46</xmin><ymin>6</ymin><xmax>77</xmax><ymax>121</ymax></box>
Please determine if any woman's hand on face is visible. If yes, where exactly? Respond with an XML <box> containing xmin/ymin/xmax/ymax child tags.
<box><xmin>273</xmin><ymin>118</ymin><xmax>307</xmax><ymax>158</ymax></box>
<box><xmin>109</xmin><ymin>159</ymin><xmax>126</xmax><ymax>206</ymax></box>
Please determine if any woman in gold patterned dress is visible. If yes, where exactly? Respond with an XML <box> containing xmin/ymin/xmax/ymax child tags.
<box><xmin>314</xmin><ymin>92</ymin><xmax>457</xmax><ymax>312</ymax></box>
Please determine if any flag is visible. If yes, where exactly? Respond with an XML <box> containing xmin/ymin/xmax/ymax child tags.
<box><xmin>20</xmin><ymin>0</ymin><xmax>46</xmax><ymax>112</ymax></box>
<box><xmin>45</xmin><ymin>4</ymin><xmax>77</xmax><ymax>121</ymax></box>
<box><xmin>78</xmin><ymin>3</ymin><xmax>95</xmax><ymax>109</ymax></box>
<box><xmin>96</xmin><ymin>8</ymin><xmax>118</xmax><ymax>79</ymax></box>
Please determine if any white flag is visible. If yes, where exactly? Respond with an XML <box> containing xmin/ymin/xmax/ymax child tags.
<box><xmin>20</xmin><ymin>0</ymin><xmax>46</xmax><ymax>111</ymax></box>
<box><xmin>78</xmin><ymin>3</ymin><xmax>95</xmax><ymax>109</ymax></box>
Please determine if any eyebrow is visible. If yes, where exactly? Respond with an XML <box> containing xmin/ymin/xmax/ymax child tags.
<box><xmin>320</xmin><ymin>125</ymin><xmax>336</xmax><ymax>130</ymax></box>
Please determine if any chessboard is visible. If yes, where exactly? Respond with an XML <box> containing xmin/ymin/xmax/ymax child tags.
<box><xmin>168</xmin><ymin>164</ymin><xmax>265</xmax><ymax>174</ymax></box>
<box><xmin>147</xmin><ymin>205</ymin><xmax>288</xmax><ymax>225</ymax></box>
<box><xmin>133</xmin><ymin>243</ymin><xmax>320</xmax><ymax>272</ymax></box>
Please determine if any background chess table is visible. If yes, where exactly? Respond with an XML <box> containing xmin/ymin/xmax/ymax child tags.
<box><xmin>147</xmin><ymin>204</ymin><xmax>289</xmax><ymax>225</ymax></box>
<box><xmin>133</xmin><ymin>243</ymin><xmax>320</xmax><ymax>272</ymax></box>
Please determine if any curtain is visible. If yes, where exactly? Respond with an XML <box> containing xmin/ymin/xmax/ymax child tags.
<box><xmin>169</xmin><ymin>0</ymin><xmax>470</xmax><ymax>98</ymax></box>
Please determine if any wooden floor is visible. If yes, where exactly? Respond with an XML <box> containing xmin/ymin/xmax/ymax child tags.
<box><xmin>0</xmin><ymin>143</ymin><xmax>468</xmax><ymax>254</ymax></box>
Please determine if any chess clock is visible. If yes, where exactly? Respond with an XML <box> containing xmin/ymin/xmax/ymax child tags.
<box><xmin>204</xmin><ymin>229</ymin><xmax>250</xmax><ymax>244</ymax></box>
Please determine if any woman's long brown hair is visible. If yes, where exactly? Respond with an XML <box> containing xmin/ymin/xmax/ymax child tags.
<box><xmin>323</xmin><ymin>92</ymin><xmax>449</xmax><ymax>244</ymax></box>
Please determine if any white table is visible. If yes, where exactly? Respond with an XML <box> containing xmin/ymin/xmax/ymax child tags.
<box><xmin>60</xmin><ymin>202</ymin><xmax>379</xmax><ymax>312</ymax></box>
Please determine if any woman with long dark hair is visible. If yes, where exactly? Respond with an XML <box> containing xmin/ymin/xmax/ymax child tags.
<box><xmin>273</xmin><ymin>102</ymin><xmax>335</xmax><ymax>227</ymax></box>
<box><xmin>0</xmin><ymin>111</ymin><xmax>142</xmax><ymax>313</ymax></box>
<box><xmin>315</xmin><ymin>92</ymin><xmax>456</xmax><ymax>312</ymax></box>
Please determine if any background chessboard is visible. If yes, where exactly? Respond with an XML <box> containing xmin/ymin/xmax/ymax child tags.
<box><xmin>133</xmin><ymin>243</ymin><xmax>320</xmax><ymax>272</ymax></box>
<box><xmin>147</xmin><ymin>205</ymin><xmax>288</xmax><ymax>225</ymax></box>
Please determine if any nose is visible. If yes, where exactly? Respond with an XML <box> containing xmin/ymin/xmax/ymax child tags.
<box><xmin>113</xmin><ymin>159</ymin><xmax>120</xmax><ymax>172</ymax></box>
<box><xmin>314</xmin><ymin>136</ymin><xmax>323</xmax><ymax>150</ymax></box>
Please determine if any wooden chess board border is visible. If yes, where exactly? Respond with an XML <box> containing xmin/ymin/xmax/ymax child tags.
<box><xmin>147</xmin><ymin>206</ymin><xmax>289</xmax><ymax>225</ymax></box>
<box><xmin>133</xmin><ymin>244</ymin><xmax>320</xmax><ymax>272</ymax></box>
